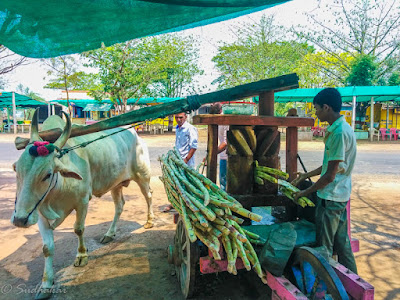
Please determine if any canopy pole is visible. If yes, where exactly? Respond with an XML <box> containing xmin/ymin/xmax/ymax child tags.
<box><xmin>386</xmin><ymin>103</ymin><xmax>389</xmax><ymax>129</ymax></box>
<box><xmin>7</xmin><ymin>108</ymin><xmax>10</xmax><ymax>133</ymax></box>
<box><xmin>48</xmin><ymin>102</ymin><xmax>51</xmax><ymax>117</ymax></box>
<box><xmin>351</xmin><ymin>96</ymin><xmax>356</xmax><ymax>130</ymax></box>
<box><xmin>370</xmin><ymin>97</ymin><xmax>374</xmax><ymax>142</ymax></box>
<box><xmin>52</xmin><ymin>104</ymin><xmax>55</xmax><ymax>115</ymax></box>
<box><xmin>12</xmin><ymin>92</ymin><xmax>17</xmax><ymax>134</ymax></box>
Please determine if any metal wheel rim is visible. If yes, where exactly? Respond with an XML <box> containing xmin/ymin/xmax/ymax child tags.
<box><xmin>289</xmin><ymin>246</ymin><xmax>349</xmax><ymax>300</ymax></box>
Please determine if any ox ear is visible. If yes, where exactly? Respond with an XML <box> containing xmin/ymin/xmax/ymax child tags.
<box><xmin>12</xmin><ymin>162</ymin><xmax>16</xmax><ymax>172</ymax></box>
<box><xmin>54</xmin><ymin>160</ymin><xmax>83</xmax><ymax>180</ymax></box>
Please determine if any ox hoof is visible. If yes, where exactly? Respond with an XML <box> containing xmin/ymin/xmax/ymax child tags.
<box><xmin>100</xmin><ymin>234</ymin><xmax>114</xmax><ymax>244</ymax></box>
<box><xmin>74</xmin><ymin>255</ymin><xmax>88</xmax><ymax>267</ymax></box>
<box><xmin>35</xmin><ymin>284</ymin><xmax>53</xmax><ymax>300</ymax></box>
<box><xmin>143</xmin><ymin>222</ymin><xmax>154</xmax><ymax>229</ymax></box>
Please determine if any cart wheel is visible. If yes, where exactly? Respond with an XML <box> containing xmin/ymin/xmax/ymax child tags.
<box><xmin>174</xmin><ymin>217</ymin><xmax>199</xmax><ymax>299</ymax></box>
<box><xmin>287</xmin><ymin>246</ymin><xmax>349</xmax><ymax>300</ymax></box>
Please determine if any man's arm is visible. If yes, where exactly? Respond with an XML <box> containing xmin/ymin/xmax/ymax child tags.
<box><xmin>217</xmin><ymin>142</ymin><xmax>227</xmax><ymax>154</ymax></box>
<box><xmin>294</xmin><ymin>160</ymin><xmax>340</xmax><ymax>200</ymax></box>
<box><xmin>291</xmin><ymin>166</ymin><xmax>322</xmax><ymax>186</ymax></box>
<box><xmin>184</xmin><ymin>148</ymin><xmax>197</xmax><ymax>164</ymax></box>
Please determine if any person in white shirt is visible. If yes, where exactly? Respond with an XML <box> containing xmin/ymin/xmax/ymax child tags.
<box><xmin>163</xmin><ymin>112</ymin><xmax>198</xmax><ymax>212</ymax></box>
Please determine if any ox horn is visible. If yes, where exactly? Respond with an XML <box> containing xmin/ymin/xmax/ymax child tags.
<box><xmin>54</xmin><ymin>112</ymin><xmax>72</xmax><ymax>149</ymax></box>
<box><xmin>30</xmin><ymin>108</ymin><xmax>42</xmax><ymax>142</ymax></box>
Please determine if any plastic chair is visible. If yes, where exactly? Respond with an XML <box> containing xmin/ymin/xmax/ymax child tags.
<box><xmin>390</xmin><ymin>128</ymin><xmax>399</xmax><ymax>141</ymax></box>
<box><xmin>379</xmin><ymin>128</ymin><xmax>389</xmax><ymax>140</ymax></box>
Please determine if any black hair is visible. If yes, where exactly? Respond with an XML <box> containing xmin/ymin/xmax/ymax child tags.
<box><xmin>313</xmin><ymin>88</ymin><xmax>342</xmax><ymax>112</ymax></box>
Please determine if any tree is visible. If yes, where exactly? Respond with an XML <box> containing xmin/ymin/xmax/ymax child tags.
<box><xmin>82</xmin><ymin>35</ymin><xmax>202</xmax><ymax>114</ymax></box>
<box><xmin>296</xmin><ymin>0</ymin><xmax>400</xmax><ymax>83</ymax></box>
<box><xmin>212</xmin><ymin>15</ymin><xmax>313</xmax><ymax>89</ymax></box>
<box><xmin>42</xmin><ymin>56</ymin><xmax>81</xmax><ymax>114</ymax></box>
<box><xmin>346</xmin><ymin>54</ymin><xmax>377</xmax><ymax>86</ymax></box>
<box><xmin>294</xmin><ymin>51</ymin><xmax>355</xmax><ymax>88</ymax></box>
<box><xmin>147</xmin><ymin>35</ymin><xmax>202</xmax><ymax>98</ymax></box>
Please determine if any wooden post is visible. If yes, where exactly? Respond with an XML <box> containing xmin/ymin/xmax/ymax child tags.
<box><xmin>207</xmin><ymin>124</ymin><xmax>218</xmax><ymax>183</ymax></box>
<box><xmin>286</xmin><ymin>127</ymin><xmax>298</xmax><ymax>181</ymax></box>
<box><xmin>351</xmin><ymin>96</ymin><xmax>356</xmax><ymax>130</ymax></box>
<box><xmin>258</xmin><ymin>91</ymin><xmax>275</xmax><ymax>116</ymax></box>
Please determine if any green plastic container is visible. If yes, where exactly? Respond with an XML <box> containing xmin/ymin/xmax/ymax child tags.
<box><xmin>222</xmin><ymin>104</ymin><xmax>255</xmax><ymax>115</ymax></box>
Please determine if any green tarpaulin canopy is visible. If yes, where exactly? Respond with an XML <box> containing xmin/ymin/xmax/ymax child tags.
<box><xmin>274</xmin><ymin>86</ymin><xmax>400</xmax><ymax>103</ymax></box>
<box><xmin>0</xmin><ymin>91</ymin><xmax>48</xmax><ymax>108</ymax></box>
<box><xmin>0</xmin><ymin>0</ymin><xmax>290</xmax><ymax>58</ymax></box>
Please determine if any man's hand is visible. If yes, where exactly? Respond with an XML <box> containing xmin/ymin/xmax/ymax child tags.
<box><xmin>293</xmin><ymin>189</ymin><xmax>308</xmax><ymax>201</ymax></box>
<box><xmin>291</xmin><ymin>172</ymin><xmax>308</xmax><ymax>187</ymax></box>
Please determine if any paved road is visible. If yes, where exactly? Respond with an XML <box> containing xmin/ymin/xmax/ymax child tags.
<box><xmin>3</xmin><ymin>140</ymin><xmax>399</xmax><ymax>177</ymax></box>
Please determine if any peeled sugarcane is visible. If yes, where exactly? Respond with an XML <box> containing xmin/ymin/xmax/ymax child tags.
<box><xmin>253</xmin><ymin>161</ymin><xmax>314</xmax><ymax>208</ymax></box>
<box><xmin>160</xmin><ymin>149</ymin><xmax>266</xmax><ymax>283</ymax></box>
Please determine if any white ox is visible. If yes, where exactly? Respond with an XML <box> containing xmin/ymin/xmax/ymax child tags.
<box><xmin>11</xmin><ymin>110</ymin><xmax>154</xmax><ymax>299</ymax></box>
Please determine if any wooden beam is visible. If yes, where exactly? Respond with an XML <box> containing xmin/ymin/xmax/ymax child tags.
<box><xmin>207</xmin><ymin>125</ymin><xmax>218</xmax><ymax>183</ymax></box>
<box><xmin>193</xmin><ymin>115</ymin><xmax>314</xmax><ymax>127</ymax></box>
<box><xmin>286</xmin><ymin>127</ymin><xmax>298</xmax><ymax>181</ymax></box>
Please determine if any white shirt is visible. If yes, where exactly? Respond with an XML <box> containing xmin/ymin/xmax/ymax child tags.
<box><xmin>218</xmin><ymin>125</ymin><xmax>228</xmax><ymax>160</ymax></box>
<box><xmin>175</xmin><ymin>121</ymin><xmax>198</xmax><ymax>168</ymax></box>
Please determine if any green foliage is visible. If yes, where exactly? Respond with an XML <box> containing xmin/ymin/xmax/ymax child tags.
<box><xmin>295</xmin><ymin>52</ymin><xmax>355</xmax><ymax>88</ymax></box>
<box><xmin>42</xmin><ymin>55</ymin><xmax>80</xmax><ymax>114</ymax></box>
<box><xmin>146</xmin><ymin>35</ymin><xmax>203</xmax><ymax>98</ymax></box>
<box><xmin>44</xmin><ymin>71</ymin><xmax>89</xmax><ymax>90</ymax></box>
<box><xmin>346</xmin><ymin>54</ymin><xmax>377</xmax><ymax>86</ymax></box>
<box><xmin>388</xmin><ymin>72</ymin><xmax>400</xmax><ymax>86</ymax></box>
<box><xmin>81</xmin><ymin>35</ymin><xmax>201</xmax><ymax>113</ymax></box>
<box><xmin>212</xmin><ymin>16</ymin><xmax>313</xmax><ymax>89</ymax></box>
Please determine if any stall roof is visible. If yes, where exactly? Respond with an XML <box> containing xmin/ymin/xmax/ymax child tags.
<box><xmin>274</xmin><ymin>86</ymin><xmax>400</xmax><ymax>103</ymax></box>
<box><xmin>0</xmin><ymin>91</ymin><xmax>48</xmax><ymax>108</ymax></box>
<box><xmin>0</xmin><ymin>0</ymin><xmax>290</xmax><ymax>58</ymax></box>
<box><xmin>50</xmin><ymin>97</ymin><xmax>184</xmax><ymax>107</ymax></box>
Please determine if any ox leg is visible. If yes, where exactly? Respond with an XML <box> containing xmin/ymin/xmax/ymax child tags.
<box><xmin>36</xmin><ymin>216</ymin><xmax>55</xmax><ymax>300</ymax></box>
<box><xmin>137</xmin><ymin>179</ymin><xmax>154</xmax><ymax>229</ymax></box>
<box><xmin>73</xmin><ymin>204</ymin><xmax>88</xmax><ymax>267</ymax></box>
<box><xmin>101</xmin><ymin>187</ymin><xmax>125</xmax><ymax>244</ymax></box>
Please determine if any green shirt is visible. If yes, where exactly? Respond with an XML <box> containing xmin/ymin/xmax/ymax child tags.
<box><xmin>317</xmin><ymin>116</ymin><xmax>357</xmax><ymax>202</ymax></box>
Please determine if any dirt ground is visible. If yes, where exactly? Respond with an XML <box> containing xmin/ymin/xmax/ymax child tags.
<box><xmin>0</xmin><ymin>130</ymin><xmax>399</xmax><ymax>300</ymax></box>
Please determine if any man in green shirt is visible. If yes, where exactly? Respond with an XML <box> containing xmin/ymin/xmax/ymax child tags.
<box><xmin>293</xmin><ymin>88</ymin><xmax>358</xmax><ymax>274</ymax></box>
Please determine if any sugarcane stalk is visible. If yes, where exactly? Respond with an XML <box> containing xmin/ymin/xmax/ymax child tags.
<box><xmin>230</xmin><ymin>207</ymin><xmax>262</xmax><ymax>222</ymax></box>
<box><xmin>234</xmin><ymin>239</ymin><xmax>251</xmax><ymax>271</ymax></box>
<box><xmin>255</xmin><ymin>170</ymin><xmax>277</xmax><ymax>184</ymax></box>
<box><xmin>225</xmin><ymin>214</ymin><xmax>244</xmax><ymax>224</ymax></box>
<box><xmin>194</xmin><ymin>228</ymin><xmax>221</xmax><ymax>260</ymax></box>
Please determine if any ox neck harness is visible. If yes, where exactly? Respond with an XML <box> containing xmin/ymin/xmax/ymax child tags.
<box><xmin>20</xmin><ymin>172</ymin><xmax>59</xmax><ymax>225</ymax></box>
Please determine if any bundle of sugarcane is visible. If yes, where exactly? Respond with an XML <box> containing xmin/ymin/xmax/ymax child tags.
<box><xmin>159</xmin><ymin>149</ymin><xmax>267</xmax><ymax>283</ymax></box>
<box><xmin>254</xmin><ymin>161</ymin><xmax>314</xmax><ymax>208</ymax></box>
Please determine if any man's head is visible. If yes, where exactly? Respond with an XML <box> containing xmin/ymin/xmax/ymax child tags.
<box><xmin>313</xmin><ymin>88</ymin><xmax>342</xmax><ymax>122</ymax></box>
<box><xmin>175</xmin><ymin>112</ymin><xmax>187</xmax><ymax>127</ymax></box>
<box><xmin>209</xmin><ymin>103</ymin><xmax>223</xmax><ymax>115</ymax></box>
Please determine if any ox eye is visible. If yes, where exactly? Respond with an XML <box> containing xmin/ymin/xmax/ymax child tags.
<box><xmin>42</xmin><ymin>173</ymin><xmax>52</xmax><ymax>182</ymax></box>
